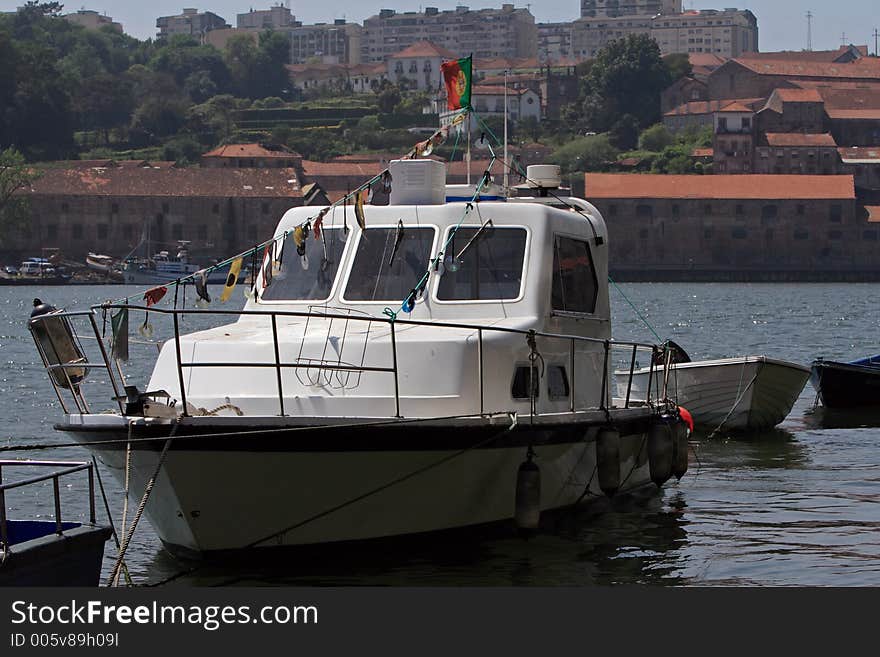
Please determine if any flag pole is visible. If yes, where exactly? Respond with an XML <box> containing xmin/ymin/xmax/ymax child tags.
<box><xmin>466</xmin><ymin>107</ymin><xmax>472</xmax><ymax>186</ymax></box>
<box><xmin>503</xmin><ymin>68</ymin><xmax>509</xmax><ymax>190</ymax></box>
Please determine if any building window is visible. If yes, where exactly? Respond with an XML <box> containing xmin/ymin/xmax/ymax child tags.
<box><xmin>639</xmin><ymin>228</ymin><xmax>649</xmax><ymax>239</ymax></box>
<box><xmin>731</xmin><ymin>227</ymin><xmax>747</xmax><ymax>239</ymax></box>
<box><xmin>162</xmin><ymin>203</ymin><xmax>169</xmax><ymax>213</ymax></box>
<box><xmin>671</xmin><ymin>204</ymin><xmax>680</xmax><ymax>217</ymax></box>
<box><xmin>761</xmin><ymin>205</ymin><xmax>778</xmax><ymax>219</ymax></box>
<box><xmin>97</xmin><ymin>223</ymin><xmax>108</xmax><ymax>240</ymax></box>
<box><xmin>704</xmin><ymin>227</ymin><xmax>715</xmax><ymax>238</ymax></box>
<box><xmin>262</xmin><ymin>203</ymin><xmax>270</xmax><ymax>214</ymax></box>
<box><xmin>797</xmin><ymin>204</ymin><xmax>805</xmax><ymax>215</ymax></box>
<box><xmin>61</xmin><ymin>202</ymin><xmax>69</xmax><ymax>213</ymax></box>
<box><xmin>735</xmin><ymin>204</ymin><xmax>744</xmax><ymax>215</ymax></box>
<box><xmin>609</xmin><ymin>205</ymin><xmax>617</xmax><ymax>216</ymax></box>
<box><xmin>830</xmin><ymin>205</ymin><xmax>842</xmax><ymax>223</ymax></box>
<box><xmin>72</xmin><ymin>224</ymin><xmax>83</xmax><ymax>239</ymax></box>
<box><xmin>212</xmin><ymin>203</ymin><xmax>220</xmax><ymax>214</ymax></box>
<box><xmin>704</xmin><ymin>204</ymin><xmax>712</xmax><ymax>215</ymax></box>
<box><xmin>111</xmin><ymin>203</ymin><xmax>119</xmax><ymax>214</ymax></box>
<box><xmin>828</xmin><ymin>230</ymin><xmax>843</xmax><ymax>240</ymax></box>
<box><xmin>794</xmin><ymin>229</ymin><xmax>809</xmax><ymax>240</ymax></box>
<box><xmin>863</xmin><ymin>230</ymin><xmax>878</xmax><ymax>241</ymax></box>
<box><xmin>636</xmin><ymin>204</ymin><xmax>653</xmax><ymax>219</ymax></box>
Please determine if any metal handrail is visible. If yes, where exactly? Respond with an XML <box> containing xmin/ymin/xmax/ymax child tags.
<box><xmin>30</xmin><ymin>304</ymin><xmax>674</xmax><ymax>422</ymax></box>
<box><xmin>0</xmin><ymin>460</ymin><xmax>96</xmax><ymax>555</ymax></box>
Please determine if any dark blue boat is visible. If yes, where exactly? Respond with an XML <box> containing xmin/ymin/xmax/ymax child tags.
<box><xmin>0</xmin><ymin>460</ymin><xmax>112</xmax><ymax>586</ymax></box>
<box><xmin>810</xmin><ymin>355</ymin><xmax>880</xmax><ymax>408</ymax></box>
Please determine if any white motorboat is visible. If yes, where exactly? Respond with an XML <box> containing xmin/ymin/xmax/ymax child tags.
<box><xmin>616</xmin><ymin>354</ymin><xmax>810</xmax><ymax>432</ymax></box>
<box><xmin>122</xmin><ymin>242</ymin><xmax>234</xmax><ymax>285</ymax></box>
<box><xmin>28</xmin><ymin>160</ymin><xmax>689</xmax><ymax>557</ymax></box>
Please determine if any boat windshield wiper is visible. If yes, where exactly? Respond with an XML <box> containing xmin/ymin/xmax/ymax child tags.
<box><xmin>455</xmin><ymin>219</ymin><xmax>493</xmax><ymax>261</ymax></box>
<box><xmin>388</xmin><ymin>219</ymin><xmax>405</xmax><ymax>267</ymax></box>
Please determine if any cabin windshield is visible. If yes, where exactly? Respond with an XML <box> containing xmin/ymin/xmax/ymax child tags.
<box><xmin>437</xmin><ymin>226</ymin><xmax>527</xmax><ymax>301</ymax></box>
<box><xmin>260</xmin><ymin>228</ymin><xmax>347</xmax><ymax>302</ymax></box>
<box><xmin>343</xmin><ymin>226</ymin><xmax>436</xmax><ymax>302</ymax></box>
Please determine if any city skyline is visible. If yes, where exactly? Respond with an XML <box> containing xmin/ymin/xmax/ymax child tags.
<box><xmin>0</xmin><ymin>1</ymin><xmax>876</xmax><ymax>54</ymax></box>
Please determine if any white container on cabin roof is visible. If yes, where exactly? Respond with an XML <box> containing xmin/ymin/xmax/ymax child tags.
<box><xmin>525</xmin><ymin>164</ymin><xmax>562</xmax><ymax>189</ymax></box>
<box><xmin>389</xmin><ymin>159</ymin><xmax>446</xmax><ymax>205</ymax></box>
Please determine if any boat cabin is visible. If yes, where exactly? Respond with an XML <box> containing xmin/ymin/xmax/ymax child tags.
<box><xmin>146</xmin><ymin>160</ymin><xmax>614</xmax><ymax>421</ymax></box>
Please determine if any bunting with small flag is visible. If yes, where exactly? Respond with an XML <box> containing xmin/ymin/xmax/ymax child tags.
<box><xmin>354</xmin><ymin>189</ymin><xmax>368</xmax><ymax>231</ymax></box>
<box><xmin>144</xmin><ymin>286</ymin><xmax>167</xmax><ymax>307</ymax></box>
<box><xmin>194</xmin><ymin>269</ymin><xmax>211</xmax><ymax>306</ymax></box>
<box><xmin>220</xmin><ymin>258</ymin><xmax>243</xmax><ymax>303</ymax></box>
<box><xmin>441</xmin><ymin>55</ymin><xmax>472</xmax><ymax>110</ymax></box>
<box><xmin>110</xmin><ymin>307</ymin><xmax>129</xmax><ymax>362</ymax></box>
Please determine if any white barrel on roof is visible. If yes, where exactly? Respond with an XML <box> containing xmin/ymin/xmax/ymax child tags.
<box><xmin>389</xmin><ymin>159</ymin><xmax>446</xmax><ymax>206</ymax></box>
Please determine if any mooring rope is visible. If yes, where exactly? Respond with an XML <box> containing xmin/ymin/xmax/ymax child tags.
<box><xmin>91</xmin><ymin>455</ymin><xmax>133</xmax><ymax>586</ymax></box>
<box><xmin>107</xmin><ymin>422</ymin><xmax>179</xmax><ymax>587</ymax></box>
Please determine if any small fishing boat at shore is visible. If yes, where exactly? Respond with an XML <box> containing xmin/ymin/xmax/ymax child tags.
<box><xmin>810</xmin><ymin>355</ymin><xmax>880</xmax><ymax>408</ymax></box>
<box><xmin>0</xmin><ymin>459</ymin><xmax>112</xmax><ymax>586</ymax></box>
<box><xmin>617</xmin><ymin>350</ymin><xmax>810</xmax><ymax>431</ymax></box>
<box><xmin>123</xmin><ymin>242</ymin><xmax>239</xmax><ymax>286</ymax></box>
<box><xmin>27</xmin><ymin>160</ymin><xmax>690</xmax><ymax>558</ymax></box>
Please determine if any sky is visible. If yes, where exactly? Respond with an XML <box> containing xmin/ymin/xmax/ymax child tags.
<box><xmin>0</xmin><ymin>1</ymin><xmax>877</xmax><ymax>53</ymax></box>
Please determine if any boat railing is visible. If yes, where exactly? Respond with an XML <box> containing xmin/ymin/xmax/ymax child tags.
<box><xmin>0</xmin><ymin>460</ymin><xmax>96</xmax><ymax>555</ymax></box>
<box><xmin>30</xmin><ymin>305</ymin><xmax>675</xmax><ymax>421</ymax></box>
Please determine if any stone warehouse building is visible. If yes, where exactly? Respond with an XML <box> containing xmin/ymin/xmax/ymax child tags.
<box><xmin>7</xmin><ymin>165</ymin><xmax>305</xmax><ymax>262</ymax></box>
<box><xmin>583</xmin><ymin>173</ymin><xmax>875</xmax><ymax>280</ymax></box>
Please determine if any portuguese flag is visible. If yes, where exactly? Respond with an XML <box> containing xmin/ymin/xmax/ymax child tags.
<box><xmin>441</xmin><ymin>55</ymin><xmax>472</xmax><ymax>110</ymax></box>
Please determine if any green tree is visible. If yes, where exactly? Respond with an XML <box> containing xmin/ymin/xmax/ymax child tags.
<box><xmin>377</xmin><ymin>86</ymin><xmax>402</xmax><ymax>114</ymax></box>
<box><xmin>551</xmin><ymin>134</ymin><xmax>619</xmax><ymax>174</ymax></box>
<box><xmin>0</xmin><ymin>148</ymin><xmax>40</xmax><ymax>243</ymax></box>
<box><xmin>663</xmin><ymin>53</ymin><xmax>692</xmax><ymax>83</ymax></box>
<box><xmin>577</xmin><ymin>34</ymin><xmax>672</xmax><ymax>134</ymax></box>
<box><xmin>609</xmin><ymin>114</ymin><xmax>640</xmax><ymax>150</ymax></box>
<box><xmin>639</xmin><ymin>123</ymin><xmax>675</xmax><ymax>152</ymax></box>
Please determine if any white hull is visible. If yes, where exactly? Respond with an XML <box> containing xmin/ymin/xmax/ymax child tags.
<box><xmin>67</xmin><ymin>415</ymin><xmax>658</xmax><ymax>554</ymax></box>
<box><xmin>123</xmin><ymin>268</ymin><xmax>236</xmax><ymax>286</ymax></box>
<box><xmin>616</xmin><ymin>356</ymin><xmax>810</xmax><ymax>431</ymax></box>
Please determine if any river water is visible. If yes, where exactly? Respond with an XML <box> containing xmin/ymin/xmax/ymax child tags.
<box><xmin>2</xmin><ymin>283</ymin><xmax>878</xmax><ymax>586</ymax></box>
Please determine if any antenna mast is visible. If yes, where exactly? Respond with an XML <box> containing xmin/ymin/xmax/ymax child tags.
<box><xmin>503</xmin><ymin>69</ymin><xmax>509</xmax><ymax>190</ymax></box>
<box><xmin>874</xmin><ymin>27</ymin><xmax>879</xmax><ymax>57</ymax></box>
<box><xmin>806</xmin><ymin>11</ymin><xmax>812</xmax><ymax>51</ymax></box>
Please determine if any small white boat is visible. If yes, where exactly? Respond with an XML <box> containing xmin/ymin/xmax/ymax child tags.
<box><xmin>617</xmin><ymin>355</ymin><xmax>810</xmax><ymax>431</ymax></box>
<box><xmin>86</xmin><ymin>252</ymin><xmax>116</xmax><ymax>273</ymax></box>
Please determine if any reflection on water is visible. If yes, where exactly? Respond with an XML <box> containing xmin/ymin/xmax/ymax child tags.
<box><xmin>3</xmin><ymin>283</ymin><xmax>880</xmax><ymax>586</ymax></box>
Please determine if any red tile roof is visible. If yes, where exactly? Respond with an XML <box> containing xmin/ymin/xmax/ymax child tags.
<box><xmin>865</xmin><ymin>206</ymin><xmax>880</xmax><ymax>222</ymax></box>
<box><xmin>584</xmin><ymin>173</ymin><xmax>855</xmax><ymax>200</ymax></box>
<box><xmin>300</xmin><ymin>161</ymin><xmax>385</xmax><ymax>178</ymax></box>
<box><xmin>716</xmin><ymin>101</ymin><xmax>755</xmax><ymax>113</ymax></box>
<box><xmin>774</xmin><ymin>87</ymin><xmax>824</xmax><ymax>103</ymax></box>
<box><xmin>739</xmin><ymin>46</ymin><xmax>866</xmax><ymax>63</ymax></box>
<box><xmin>730</xmin><ymin>57</ymin><xmax>880</xmax><ymax>80</ymax></box>
<box><xmin>764</xmin><ymin>133</ymin><xmax>837</xmax><ymax>147</ymax></box>
<box><xmin>389</xmin><ymin>40</ymin><xmax>457</xmax><ymax>60</ymax></box>
<box><xmin>202</xmin><ymin>143</ymin><xmax>301</xmax><ymax>159</ymax></box>
<box><xmin>826</xmin><ymin>108</ymin><xmax>880</xmax><ymax>120</ymax></box>
<box><xmin>665</xmin><ymin>98</ymin><xmax>763</xmax><ymax>116</ymax></box>
<box><xmin>838</xmin><ymin>147</ymin><xmax>880</xmax><ymax>161</ymax></box>
<box><xmin>23</xmin><ymin>167</ymin><xmax>302</xmax><ymax>198</ymax></box>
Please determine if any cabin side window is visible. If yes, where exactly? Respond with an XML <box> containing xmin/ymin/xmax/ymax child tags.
<box><xmin>260</xmin><ymin>228</ymin><xmax>348</xmax><ymax>302</ymax></box>
<box><xmin>436</xmin><ymin>226</ymin><xmax>527</xmax><ymax>301</ymax></box>
<box><xmin>344</xmin><ymin>226</ymin><xmax>436</xmax><ymax>302</ymax></box>
<box><xmin>551</xmin><ymin>236</ymin><xmax>598</xmax><ymax>314</ymax></box>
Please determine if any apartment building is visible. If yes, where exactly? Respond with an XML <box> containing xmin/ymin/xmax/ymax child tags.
<box><xmin>63</xmin><ymin>9</ymin><xmax>123</xmax><ymax>33</ymax></box>
<box><xmin>289</xmin><ymin>21</ymin><xmax>363</xmax><ymax>65</ymax></box>
<box><xmin>571</xmin><ymin>8</ymin><xmax>757</xmax><ymax>60</ymax></box>
<box><xmin>580</xmin><ymin>0</ymin><xmax>681</xmax><ymax>18</ymax></box>
<box><xmin>236</xmin><ymin>6</ymin><xmax>294</xmax><ymax>30</ymax></box>
<box><xmin>361</xmin><ymin>5</ymin><xmax>537</xmax><ymax>64</ymax></box>
<box><xmin>156</xmin><ymin>8</ymin><xmax>229</xmax><ymax>41</ymax></box>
